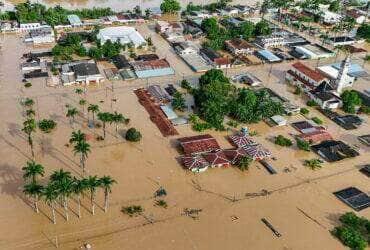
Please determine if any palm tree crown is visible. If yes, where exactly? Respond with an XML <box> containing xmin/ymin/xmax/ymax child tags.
<box><xmin>22</xmin><ymin>161</ymin><xmax>44</xmax><ymax>184</ymax></box>
<box><xmin>69</xmin><ymin>130</ymin><xmax>86</xmax><ymax>144</ymax></box>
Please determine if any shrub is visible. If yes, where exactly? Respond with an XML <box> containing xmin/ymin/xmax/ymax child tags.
<box><xmin>154</xmin><ymin>199</ymin><xmax>168</xmax><ymax>208</ymax></box>
<box><xmin>227</xmin><ymin>120</ymin><xmax>239</xmax><ymax>128</ymax></box>
<box><xmin>294</xmin><ymin>86</ymin><xmax>302</xmax><ymax>95</ymax></box>
<box><xmin>304</xmin><ymin>159</ymin><xmax>322</xmax><ymax>170</ymax></box>
<box><xmin>238</xmin><ymin>156</ymin><xmax>252</xmax><ymax>171</ymax></box>
<box><xmin>300</xmin><ymin>107</ymin><xmax>309</xmax><ymax>115</ymax></box>
<box><xmin>275</xmin><ymin>135</ymin><xmax>293</xmax><ymax>147</ymax></box>
<box><xmin>192</xmin><ymin>122</ymin><xmax>210</xmax><ymax>132</ymax></box>
<box><xmin>296</xmin><ymin>138</ymin><xmax>310</xmax><ymax>151</ymax></box>
<box><xmin>121</xmin><ymin>205</ymin><xmax>143</xmax><ymax>217</ymax></box>
<box><xmin>24</xmin><ymin>82</ymin><xmax>32</xmax><ymax>88</ymax></box>
<box><xmin>359</xmin><ymin>105</ymin><xmax>370</xmax><ymax>114</ymax></box>
<box><xmin>311</xmin><ymin>117</ymin><xmax>323</xmax><ymax>125</ymax></box>
<box><xmin>125</xmin><ymin>128</ymin><xmax>142</xmax><ymax>142</ymax></box>
<box><xmin>38</xmin><ymin>119</ymin><xmax>57</xmax><ymax>133</ymax></box>
<box><xmin>333</xmin><ymin>226</ymin><xmax>367</xmax><ymax>250</ymax></box>
<box><xmin>180</xmin><ymin>79</ymin><xmax>192</xmax><ymax>91</ymax></box>
<box><xmin>307</xmin><ymin>100</ymin><xmax>318</xmax><ymax>107</ymax></box>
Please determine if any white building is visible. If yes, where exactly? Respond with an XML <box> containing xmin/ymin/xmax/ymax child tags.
<box><xmin>19</xmin><ymin>23</ymin><xmax>42</xmax><ymax>31</ymax></box>
<box><xmin>97</xmin><ymin>26</ymin><xmax>146</xmax><ymax>48</ymax></box>
<box><xmin>286</xmin><ymin>62</ymin><xmax>328</xmax><ymax>92</ymax></box>
<box><xmin>294</xmin><ymin>44</ymin><xmax>334</xmax><ymax>59</ymax></box>
<box><xmin>24</xmin><ymin>26</ymin><xmax>55</xmax><ymax>44</ymax></box>
<box><xmin>321</xmin><ymin>11</ymin><xmax>342</xmax><ymax>25</ymax></box>
<box><xmin>61</xmin><ymin>62</ymin><xmax>104</xmax><ymax>85</ymax></box>
<box><xmin>175</xmin><ymin>41</ymin><xmax>199</xmax><ymax>55</ymax></box>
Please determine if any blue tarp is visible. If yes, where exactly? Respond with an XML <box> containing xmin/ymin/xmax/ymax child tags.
<box><xmin>257</xmin><ymin>50</ymin><xmax>281</xmax><ymax>62</ymax></box>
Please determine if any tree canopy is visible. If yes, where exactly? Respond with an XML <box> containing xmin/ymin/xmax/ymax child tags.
<box><xmin>341</xmin><ymin>90</ymin><xmax>362</xmax><ymax>114</ymax></box>
<box><xmin>160</xmin><ymin>0</ymin><xmax>181</xmax><ymax>14</ymax></box>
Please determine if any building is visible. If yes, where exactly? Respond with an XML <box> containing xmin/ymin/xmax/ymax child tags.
<box><xmin>255</xmin><ymin>36</ymin><xmax>285</xmax><ymax>48</ymax></box>
<box><xmin>97</xmin><ymin>26</ymin><xmax>146</xmax><ymax>48</ymax></box>
<box><xmin>228</xmin><ymin>134</ymin><xmax>257</xmax><ymax>148</ymax></box>
<box><xmin>298</xmin><ymin>130</ymin><xmax>332</xmax><ymax>143</ymax></box>
<box><xmin>256</xmin><ymin>49</ymin><xmax>282</xmax><ymax>63</ymax></box>
<box><xmin>358</xmin><ymin>134</ymin><xmax>370</xmax><ymax>146</ymax></box>
<box><xmin>155</xmin><ymin>21</ymin><xmax>184</xmax><ymax>33</ymax></box>
<box><xmin>217</xmin><ymin>7</ymin><xmax>239</xmax><ymax>16</ymax></box>
<box><xmin>136</xmin><ymin>54</ymin><xmax>160</xmax><ymax>61</ymax></box>
<box><xmin>24</xmin><ymin>26</ymin><xmax>54</xmax><ymax>44</ymax></box>
<box><xmin>347</xmin><ymin>9</ymin><xmax>366</xmax><ymax>24</ymax></box>
<box><xmin>203</xmin><ymin>150</ymin><xmax>230</xmax><ymax>168</ymax></box>
<box><xmin>225</xmin><ymin>38</ymin><xmax>254</xmax><ymax>55</ymax></box>
<box><xmin>223</xmin><ymin>147</ymin><xmax>249</xmax><ymax>165</ymax></box>
<box><xmin>307</xmin><ymin>82</ymin><xmax>342</xmax><ymax>109</ymax></box>
<box><xmin>111</xmin><ymin>54</ymin><xmax>131</xmax><ymax>70</ymax></box>
<box><xmin>286</xmin><ymin>62</ymin><xmax>328</xmax><ymax>91</ymax></box>
<box><xmin>67</xmin><ymin>15</ymin><xmax>83</xmax><ymax>26</ymax></box>
<box><xmin>175</xmin><ymin>41</ymin><xmax>199</xmax><ymax>56</ymax></box>
<box><xmin>178</xmin><ymin>134</ymin><xmax>220</xmax><ymax>155</ymax></box>
<box><xmin>62</xmin><ymin>62</ymin><xmax>104</xmax><ymax>85</ymax></box>
<box><xmin>270</xmin><ymin>115</ymin><xmax>287</xmax><ymax>126</ymax></box>
<box><xmin>19</xmin><ymin>22</ymin><xmax>42</xmax><ymax>31</ymax></box>
<box><xmin>321</xmin><ymin>11</ymin><xmax>342</xmax><ymax>24</ymax></box>
<box><xmin>131</xmin><ymin>59</ymin><xmax>175</xmax><ymax>78</ymax></box>
<box><xmin>327</xmin><ymin>36</ymin><xmax>356</xmax><ymax>46</ymax></box>
<box><xmin>181</xmin><ymin>155</ymin><xmax>209</xmax><ymax>172</ymax></box>
<box><xmin>294</xmin><ymin>44</ymin><xmax>334</xmax><ymax>59</ymax></box>
<box><xmin>200</xmin><ymin>47</ymin><xmax>231</xmax><ymax>69</ymax></box>
<box><xmin>312</xmin><ymin>140</ymin><xmax>359</xmax><ymax>162</ymax></box>
<box><xmin>231</xmin><ymin>73</ymin><xmax>262</xmax><ymax>86</ymax></box>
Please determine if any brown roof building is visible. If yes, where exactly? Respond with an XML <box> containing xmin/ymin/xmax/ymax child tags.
<box><xmin>286</xmin><ymin>62</ymin><xmax>327</xmax><ymax>91</ymax></box>
<box><xmin>225</xmin><ymin>38</ymin><xmax>254</xmax><ymax>55</ymax></box>
<box><xmin>178</xmin><ymin>134</ymin><xmax>220</xmax><ymax>155</ymax></box>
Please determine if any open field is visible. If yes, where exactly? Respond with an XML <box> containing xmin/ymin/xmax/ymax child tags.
<box><xmin>0</xmin><ymin>27</ymin><xmax>369</xmax><ymax>250</ymax></box>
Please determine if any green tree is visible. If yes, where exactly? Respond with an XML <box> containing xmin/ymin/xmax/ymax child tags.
<box><xmin>50</xmin><ymin>169</ymin><xmax>73</xmax><ymax>220</ymax></box>
<box><xmin>275</xmin><ymin>135</ymin><xmax>293</xmax><ymax>147</ymax></box>
<box><xmin>238</xmin><ymin>21</ymin><xmax>255</xmax><ymax>40</ymax></box>
<box><xmin>22</xmin><ymin>118</ymin><xmax>37</xmax><ymax>160</ymax></box>
<box><xmin>71</xmin><ymin>177</ymin><xmax>86</xmax><ymax>218</ymax></box>
<box><xmin>26</xmin><ymin>109</ymin><xmax>36</xmax><ymax>118</ymax></box>
<box><xmin>329</xmin><ymin>0</ymin><xmax>340</xmax><ymax>12</ymax></box>
<box><xmin>38</xmin><ymin>119</ymin><xmax>57</xmax><ymax>133</ymax></box>
<box><xmin>172</xmin><ymin>92</ymin><xmax>186</xmax><ymax>111</ymax></box>
<box><xmin>304</xmin><ymin>159</ymin><xmax>322</xmax><ymax>170</ymax></box>
<box><xmin>254</xmin><ymin>20</ymin><xmax>271</xmax><ymax>36</ymax></box>
<box><xmin>22</xmin><ymin>161</ymin><xmax>44</xmax><ymax>184</ymax></box>
<box><xmin>341</xmin><ymin>90</ymin><xmax>362</xmax><ymax>114</ymax></box>
<box><xmin>73</xmin><ymin>140</ymin><xmax>91</xmax><ymax>174</ymax></box>
<box><xmin>66</xmin><ymin>107</ymin><xmax>78</xmax><ymax>127</ymax></box>
<box><xmin>97</xmin><ymin>112</ymin><xmax>113</xmax><ymax>139</ymax></box>
<box><xmin>23</xmin><ymin>182</ymin><xmax>43</xmax><ymax>213</ymax></box>
<box><xmin>125</xmin><ymin>128</ymin><xmax>142</xmax><ymax>142</ymax></box>
<box><xmin>99</xmin><ymin>176</ymin><xmax>116</xmax><ymax>212</ymax></box>
<box><xmin>86</xmin><ymin>175</ymin><xmax>100</xmax><ymax>215</ymax></box>
<box><xmin>357</xmin><ymin>23</ymin><xmax>370</xmax><ymax>41</ymax></box>
<box><xmin>238</xmin><ymin>156</ymin><xmax>252</xmax><ymax>171</ymax></box>
<box><xmin>69</xmin><ymin>130</ymin><xmax>85</xmax><ymax>144</ymax></box>
<box><xmin>87</xmin><ymin>104</ymin><xmax>100</xmax><ymax>126</ymax></box>
<box><xmin>42</xmin><ymin>182</ymin><xmax>58</xmax><ymax>224</ymax></box>
<box><xmin>160</xmin><ymin>0</ymin><xmax>181</xmax><ymax>14</ymax></box>
<box><xmin>296</xmin><ymin>138</ymin><xmax>310</xmax><ymax>151</ymax></box>
<box><xmin>111</xmin><ymin>112</ymin><xmax>129</xmax><ymax>134</ymax></box>
<box><xmin>23</xmin><ymin>98</ymin><xmax>34</xmax><ymax>108</ymax></box>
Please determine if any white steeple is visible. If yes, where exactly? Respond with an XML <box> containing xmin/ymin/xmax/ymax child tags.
<box><xmin>334</xmin><ymin>55</ymin><xmax>351</xmax><ymax>93</ymax></box>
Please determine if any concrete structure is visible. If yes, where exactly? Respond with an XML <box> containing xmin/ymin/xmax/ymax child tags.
<box><xmin>321</xmin><ymin>11</ymin><xmax>342</xmax><ymax>24</ymax></box>
<box><xmin>225</xmin><ymin>38</ymin><xmax>254</xmax><ymax>55</ymax></box>
<box><xmin>286</xmin><ymin>62</ymin><xmax>328</xmax><ymax>91</ymax></box>
<box><xmin>256</xmin><ymin>49</ymin><xmax>282</xmax><ymax>63</ymax></box>
<box><xmin>271</xmin><ymin>115</ymin><xmax>287</xmax><ymax>126</ymax></box>
<box><xmin>131</xmin><ymin>59</ymin><xmax>174</xmax><ymax>78</ymax></box>
<box><xmin>175</xmin><ymin>41</ymin><xmax>199</xmax><ymax>56</ymax></box>
<box><xmin>61</xmin><ymin>62</ymin><xmax>104</xmax><ymax>85</ymax></box>
<box><xmin>200</xmin><ymin>48</ymin><xmax>231</xmax><ymax>69</ymax></box>
<box><xmin>308</xmin><ymin>82</ymin><xmax>342</xmax><ymax>109</ymax></box>
<box><xmin>19</xmin><ymin>22</ymin><xmax>42</xmax><ymax>31</ymax></box>
<box><xmin>24</xmin><ymin>26</ymin><xmax>54</xmax><ymax>44</ymax></box>
<box><xmin>294</xmin><ymin>44</ymin><xmax>334</xmax><ymax>59</ymax></box>
<box><xmin>67</xmin><ymin>15</ymin><xmax>82</xmax><ymax>26</ymax></box>
<box><xmin>327</xmin><ymin>37</ymin><xmax>356</xmax><ymax>46</ymax></box>
<box><xmin>97</xmin><ymin>26</ymin><xmax>146</xmax><ymax>48</ymax></box>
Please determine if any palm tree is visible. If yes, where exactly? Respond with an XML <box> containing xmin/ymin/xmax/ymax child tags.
<box><xmin>86</xmin><ymin>175</ymin><xmax>99</xmax><ymax>215</ymax></box>
<box><xmin>23</xmin><ymin>98</ymin><xmax>34</xmax><ymax>108</ymax></box>
<box><xmin>66</xmin><ymin>107</ymin><xmax>78</xmax><ymax>128</ymax></box>
<box><xmin>97</xmin><ymin>112</ymin><xmax>112</xmax><ymax>139</ymax></box>
<box><xmin>71</xmin><ymin>177</ymin><xmax>86</xmax><ymax>218</ymax></box>
<box><xmin>50</xmin><ymin>169</ymin><xmax>72</xmax><ymax>221</ymax></box>
<box><xmin>23</xmin><ymin>182</ymin><xmax>43</xmax><ymax>213</ymax></box>
<box><xmin>22</xmin><ymin>161</ymin><xmax>44</xmax><ymax>184</ymax></box>
<box><xmin>79</xmin><ymin>99</ymin><xmax>87</xmax><ymax>117</ymax></box>
<box><xmin>75</xmin><ymin>88</ymin><xmax>83</xmax><ymax>96</ymax></box>
<box><xmin>87</xmin><ymin>104</ymin><xmax>99</xmax><ymax>126</ymax></box>
<box><xmin>69</xmin><ymin>130</ymin><xmax>85</xmax><ymax>144</ymax></box>
<box><xmin>22</xmin><ymin>118</ymin><xmax>36</xmax><ymax>160</ymax></box>
<box><xmin>42</xmin><ymin>182</ymin><xmax>58</xmax><ymax>224</ymax></box>
<box><xmin>73</xmin><ymin>140</ymin><xmax>91</xmax><ymax>174</ymax></box>
<box><xmin>111</xmin><ymin>112</ymin><xmax>129</xmax><ymax>135</ymax></box>
<box><xmin>99</xmin><ymin>176</ymin><xmax>116</xmax><ymax>212</ymax></box>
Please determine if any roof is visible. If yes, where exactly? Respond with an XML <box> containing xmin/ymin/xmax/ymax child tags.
<box><xmin>228</xmin><ymin>134</ymin><xmax>257</xmax><ymax>148</ymax></box>
<box><xmin>257</xmin><ymin>50</ymin><xmax>281</xmax><ymax>62</ymax></box>
<box><xmin>200</xmin><ymin>47</ymin><xmax>221</xmax><ymax>61</ymax></box>
<box><xmin>160</xmin><ymin>105</ymin><xmax>178</xmax><ymax>120</ymax></box>
<box><xmin>67</xmin><ymin>14</ymin><xmax>82</xmax><ymax>25</ymax></box>
<box><xmin>292</xmin><ymin>62</ymin><xmax>326</xmax><ymax>82</ymax></box>
<box><xmin>111</xmin><ymin>54</ymin><xmax>130</xmax><ymax>69</ymax></box>
<box><xmin>181</xmin><ymin>155</ymin><xmax>209</xmax><ymax>171</ymax></box>
<box><xmin>72</xmin><ymin>63</ymin><xmax>100</xmax><ymax>77</ymax></box>
<box><xmin>147</xmin><ymin>85</ymin><xmax>171</xmax><ymax>102</ymax></box>
<box><xmin>131</xmin><ymin>59</ymin><xmax>171</xmax><ymax>71</ymax></box>
<box><xmin>244</xmin><ymin>144</ymin><xmax>271</xmax><ymax>160</ymax></box>
<box><xmin>223</xmin><ymin>148</ymin><xmax>248</xmax><ymax>164</ymax></box>
<box><xmin>136</xmin><ymin>54</ymin><xmax>159</xmax><ymax>61</ymax></box>
<box><xmin>311</xmin><ymin>140</ymin><xmax>359</xmax><ymax>162</ymax></box>
<box><xmin>97</xmin><ymin>26</ymin><xmax>146</xmax><ymax>47</ymax></box>
<box><xmin>203</xmin><ymin>150</ymin><xmax>230</xmax><ymax>166</ymax></box>
<box><xmin>347</xmin><ymin>9</ymin><xmax>364</xmax><ymax>19</ymax></box>
<box><xmin>178</xmin><ymin>134</ymin><xmax>220</xmax><ymax>155</ymax></box>
<box><xmin>358</xmin><ymin>134</ymin><xmax>370</xmax><ymax>146</ymax></box>
<box><xmin>225</xmin><ymin>38</ymin><xmax>254</xmax><ymax>50</ymax></box>
<box><xmin>298</xmin><ymin>130</ymin><xmax>332</xmax><ymax>143</ymax></box>
<box><xmin>271</xmin><ymin>115</ymin><xmax>286</xmax><ymax>125</ymax></box>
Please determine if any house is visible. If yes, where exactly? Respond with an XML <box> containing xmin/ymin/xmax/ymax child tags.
<box><xmin>270</xmin><ymin>115</ymin><xmax>287</xmax><ymax>126</ymax></box>
<box><xmin>225</xmin><ymin>38</ymin><xmax>254</xmax><ymax>55</ymax></box>
<box><xmin>244</xmin><ymin>144</ymin><xmax>271</xmax><ymax>161</ymax></box>
<box><xmin>116</xmin><ymin>13</ymin><xmax>145</xmax><ymax>24</ymax></box>
<box><xmin>255</xmin><ymin>36</ymin><xmax>285</xmax><ymax>48</ymax></box>
<box><xmin>181</xmin><ymin>155</ymin><xmax>209</xmax><ymax>172</ymax></box>
<box><xmin>327</xmin><ymin>36</ymin><xmax>356</xmax><ymax>46</ymax></box>
<box><xmin>358</xmin><ymin>134</ymin><xmax>370</xmax><ymax>146</ymax></box>
<box><xmin>321</xmin><ymin>11</ymin><xmax>342</xmax><ymax>24</ymax></box>
<box><xmin>21</xmin><ymin>60</ymin><xmax>42</xmax><ymax>71</ymax></box>
<box><xmin>228</xmin><ymin>133</ymin><xmax>257</xmax><ymax>148</ymax></box>
<box><xmin>155</xmin><ymin>21</ymin><xmax>183</xmax><ymax>33</ymax></box>
<box><xmin>347</xmin><ymin>9</ymin><xmax>366</xmax><ymax>24</ymax></box>
<box><xmin>217</xmin><ymin>7</ymin><xmax>239</xmax><ymax>16</ymax></box>
<box><xmin>234</xmin><ymin>5</ymin><xmax>251</xmax><ymax>15</ymax></box>
<box><xmin>298</xmin><ymin>130</ymin><xmax>332</xmax><ymax>143</ymax></box>
<box><xmin>97</xmin><ymin>26</ymin><xmax>146</xmax><ymax>48</ymax></box>
<box><xmin>111</xmin><ymin>54</ymin><xmax>131</xmax><ymax>70</ymax></box>
<box><xmin>178</xmin><ymin>134</ymin><xmax>220</xmax><ymax>155</ymax></box>
<box><xmin>131</xmin><ymin>59</ymin><xmax>175</xmax><ymax>78</ymax></box>
<box><xmin>136</xmin><ymin>54</ymin><xmax>159</xmax><ymax>61</ymax></box>
<box><xmin>147</xmin><ymin>85</ymin><xmax>171</xmax><ymax>103</ymax></box>
<box><xmin>62</xmin><ymin>62</ymin><xmax>104</xmax><ymax>85</ymax></box>
<box><xmin>222</xmin><ymin>17</ymin><xmax>245</xmax><ymax>27</ymax></box>
<box><xmin>67</xmin><ymin>15</ymin><xmax>83</xmax><ymax>26</ymax></box>
<box><xmin>200</xmin><ymin>47</ymin><xmax>231</xmax><ymax>69</ymax></box>
<box><xmin>294</xmin><ymin>44</ymin><xmax>334</xmax><ymax>59</ymax></box>
<box><xmin>223</xmin><ymin>148</ymin><xmax>248</xmax><ymax>165</ymax></box>
<box><xmin>286</xmin><ymin>62</ymin><xmax>328</xmax><ymax>91</ymax></box>
<box><xmin>311</xmin><ymin>140</ymin><xmax>359</xmax><ymax>162</ymax></box>
<box><xmin>307</xmin><ymin>82</ymin><xmax>342</xmax><ymax>109</ymax></box>
<box><xmin>203</xmin><ymin>150</ymin><xmax>230</xmax><ymax>168</ymax></box>
<box><xmin>256</xmin><ymin>49</ymin><xmax>282</xmax><ymax>63</ymax></box>
<box><xmin>231</xmin><ymin>73</ymin><xmax>262</xmax><ymax>86</ymax></box>
<box><xmin>24</xmin><ymin>26</ymin><xmax>54</xmax><ymax>44</ymax></box>
<box><xmin>175</xmin><ymin>41</ymin><xmax>199</xmax><ymax>55</ymax></box>
<box><xmin>19</xmin><ymin>22</ymin><xmax>42</xmax><ymax>31</ymax></box>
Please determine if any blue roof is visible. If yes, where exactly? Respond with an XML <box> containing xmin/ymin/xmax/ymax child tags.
<box><xmin>135</xmin><ymin>68</ymin><xmax>175</xmax><ymax>78</ymax></box>
<box><xmin>67</xmin><ymin>15</ymin><xmax>82</xmax><ymax>25</ymax></box>
<box><xmin>257</xmin><ymin>50</ymin><xmax>281</xmax><ymax>62</ymax></box>
<box><xmin>331</xmin><ymin>63</ymin><xmax>364</xmax><ymax>74</ymax></box>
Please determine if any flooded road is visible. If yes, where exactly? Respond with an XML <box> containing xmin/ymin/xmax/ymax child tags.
<box><xmin>7</xmin><ymin>0</ymin><xmax>252</xmax><ymax>11</ymax></box>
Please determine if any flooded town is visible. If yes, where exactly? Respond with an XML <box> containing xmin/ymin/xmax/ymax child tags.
<box><xmin>0</xmin><ymin>0</ymin><xmax>369</xmax><ymax>249</ymax></box>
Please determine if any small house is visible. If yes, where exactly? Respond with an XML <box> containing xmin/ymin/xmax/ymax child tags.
<box><xmin>225</xmin><ymin>38</ymin><xmax>254</xmax><ymax>55</ymax></box>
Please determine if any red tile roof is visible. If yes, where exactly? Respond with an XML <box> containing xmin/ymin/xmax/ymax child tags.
<box><xmin>203</xmin><ymin>150</ymin><xmax>230</xmax><ymax>167</ymax></box>
<box><xmin>291</xmin><ymin>62</ymin><xmax>326</xmax><ymax>82</ymax></box>
<box><xmin>178</xmin><ymin>134</ymin><xmax>220</xmax><ymax>155</ymax></box>
<box><xmin>223</xmin><ymin>148</ymin><xmax>248</xmax><ymax>164</ymax></box>
<box><xmin>181</xmin><ymin>155</ymin><xmax>209</xmax><ymax>171</ymax></box>
<box><xmin>214</xmin><ymin>57</ymin><xmax>230</xmax><ymax>66</ymax></box>
<box><xmin>298</xmin><ymin>130</ymin><xmax>332</xmax><ymax>143</ymax></box>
